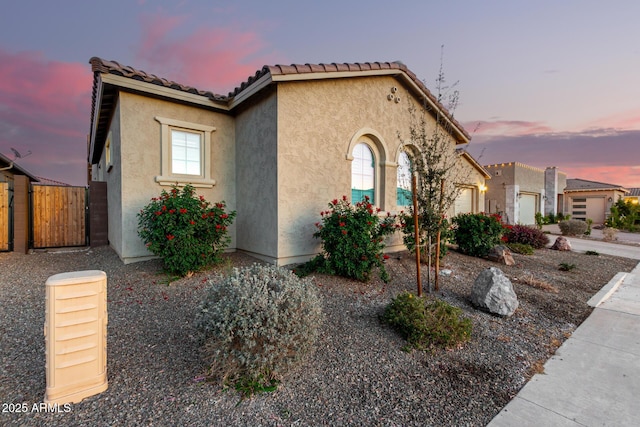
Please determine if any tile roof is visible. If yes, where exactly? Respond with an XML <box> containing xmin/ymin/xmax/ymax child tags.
<box><xmin>89</xmin><ymin>57</ymin><xmax>227</xmax><ymax>101</ymax></box>
<box><xmin>627</xmin><ymin>188</ymin><xmax>640</xmax><ymax>197</ymax></box>
<box><xmin>228</xmin><ymin>61</ymin><xmax>469</xmax><ymax>140</ymax></box>
<box><xmin>565</xmin><ymin>178</ymin><xmax>628</xmax><ymax>192</ymax></box>
<box><xmin>89</xmin><ymin>57</ymin><xmax>469</xmax><ymax>140</ymax></box>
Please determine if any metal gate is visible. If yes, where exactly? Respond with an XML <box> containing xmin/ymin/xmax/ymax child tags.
<box><xmin>32</xmin><ymin>185</ymin><xmax>87</xmax><ymax>248</ymax></box>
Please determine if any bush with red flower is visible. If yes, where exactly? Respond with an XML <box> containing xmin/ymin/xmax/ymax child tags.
<box><xmin>310</xmin><ymin>195</ymin><xmax>397</xmax><ymax>282</ymax></box>
<box><xmin>137</xmin><ymin>185</ymin><xmax>236</xmax><ymax>277</ymax></box>
<box><xmin>503</xmin><ymin>224</ymin><xmax>549</xmax><ymax>249</ymax></box>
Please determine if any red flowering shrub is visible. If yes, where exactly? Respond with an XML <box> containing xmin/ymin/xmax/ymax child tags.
<box><xmin>137</xmin><ymin>185</ymin><xmax>236</xmax><ymax>277</ymax></box>
<box><xmin>311</xmin><ymin>195</ymin><xmax>397</xmax><ymax>282</ymax></box>
<box><xmin>503</xmin><ymin>224</ymin><xmax>549</xmax><ymax>249</ymax></box>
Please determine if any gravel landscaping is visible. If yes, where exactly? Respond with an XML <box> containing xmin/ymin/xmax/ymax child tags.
<box><xmin>1</xmin><ymin>245</ymin><xmax>638</xmax><ymax>426</ymax></box>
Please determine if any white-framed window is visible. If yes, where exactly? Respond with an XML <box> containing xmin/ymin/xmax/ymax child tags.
<box><xmin>171</xmin><ymin>129</ymin><xmax>202</xmax><ymax>176</ymax></box>
<box><xmin>155</xmin><ymin>116</ymin><xmax>216</xmax><ymax>187</ymax></box>
<box><xmin>351</xmin><ymin>143</ymin><xmax>375</xmax><ymax>203</ymax></box>
<box><xmin>396</xmin><ymin>151</ymin><xmax>412</xmax><ymax>206</ymax></box>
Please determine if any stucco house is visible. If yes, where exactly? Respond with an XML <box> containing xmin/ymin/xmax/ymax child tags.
<box><xmin>563</xmin><ymin>179</ymin><xmax>629</xmax><ymax>224</ymax></box>
<box><xmin>87</xmin><ymin>58</ymin><xmax>487</xmax><ymax>265</ymax></box>
<box><xmin>483</xmin><ymin>162</ymin><xmax>567</xmax><ymax>225</ymax></box>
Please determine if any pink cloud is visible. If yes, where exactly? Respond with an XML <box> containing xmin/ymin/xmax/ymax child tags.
<box><xmin>583</xmin><ymin>108</ymin><xmax>640</xmax><ymax>132</ymax></box>
<box><xmin>135</xmin><ymin>11</ymin><xmax>278</xmax><ymax>94</ymax></box>
<box><xmin>465</xmin><ymin>120</ymin><xmax>554</xmax><ymax>137</ymax></box>
<box><xmin>0</xmin><ymin>48</ymin><xmax>92</xmax><ymax>185</ymax></box>
<box><xmin>466</xmin><ymin>128</ymin><xmax>640</xmax><ymax>188</ymax></box>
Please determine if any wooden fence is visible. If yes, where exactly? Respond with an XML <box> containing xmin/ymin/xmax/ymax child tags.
<box><xmin>0</xmin><ymin>182</ymin><xmax>8</xmax><ymax>251</ymax></box>
<box><xmin>32</xmin><ymin>185</ymin><xmax>87</xmax><ymax>248</ymax></box>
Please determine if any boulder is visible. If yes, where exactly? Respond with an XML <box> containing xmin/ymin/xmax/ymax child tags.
<box><xmin>487</xmin><ymin>245</ymin><xmax>515</xmax><ymax>265</ymax></box>
<box><xmin>551</xmin><ymin>236</ymin><xmax>572</xmax><ymax>251</ymax></box>
<box><xmin>471</xmin><ymin>267</ymin><xmax>519</xmax><ymax>316</ymax></box>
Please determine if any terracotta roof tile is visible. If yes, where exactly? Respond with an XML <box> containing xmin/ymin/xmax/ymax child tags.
<box><xmin>89</xmin><ymin>57</ymin><xmax>470</xmax><ymax>142</ymax></box>
<box><xmin>89</xmin><ymin>57</ymin><xmax>227</xmax><ymax>101</ymax></box>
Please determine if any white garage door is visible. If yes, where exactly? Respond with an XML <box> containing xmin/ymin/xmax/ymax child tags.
<box><xmin>519</xmin><ymin>194</ymin><xmax>537</xmax><ymax>225</ymax></box>
<box><xmin>455</xmin><ymin>188</ymin><xmax>473</xmax><ymax>215</ymax></box>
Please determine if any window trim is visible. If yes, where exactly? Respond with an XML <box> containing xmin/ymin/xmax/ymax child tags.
<box><xmin>154</xmin><ymin>116</ymin><xmax>216</xmax><ymax>187</ymax></box>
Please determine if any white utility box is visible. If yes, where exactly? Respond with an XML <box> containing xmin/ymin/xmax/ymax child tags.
<box><xmin>44</xmin><ymin>270</ymin><xmax>108</xmax><ymax>404</ymax></box>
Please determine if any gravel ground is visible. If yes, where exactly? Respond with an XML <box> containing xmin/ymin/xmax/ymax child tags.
<box><xmin>1</xmin><ymin>245</ymin><xmax>637</xmax><ymax>426</ymax></box>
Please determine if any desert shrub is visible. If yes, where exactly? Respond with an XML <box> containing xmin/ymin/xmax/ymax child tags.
<box><xmin>382</xmin><ymin>292</ymin><xmax>472</xmax><ymax>352</ymax></box>
<box><xmin>311</xmin><ymin>196</ymin><xmax>397</xmax><ymax>282</ymax></box>
<box><xmin>196</xmin><ymin>264</ymin><xmax>323</xmax><ymax>397</ymax></box>
<box><xmin>452</xmin><ymin>213</ymin><xmax>505</xmax><ymax>257</ymax></box>
<box><xmin>559</xmin><ymin>262</ymin><xmax>576</xmax><ymax>271</ymax></box>
<box><xmin>558</xmin><ymin>219</ymin><xmax>588</xmax><ymax>236</ymax></box>
<box><xmin>506</xmin><ymin>242</ymin><xmax>534</xmax><ymax>255</ymax></box>
<box><xmin>585</xmin><ymin>250</ymin><xmax>600</xmax><ymax>256</ymax></box>
<box><xmin>602</xmin><ymin>227</ymin><xmax>619</xmax><ymax>241</ymax></box>
<box><xmin>137</xmin><ymin>185</ymin><xmax>236</xmax><ymax>277</ymax></box>
<box><xmin>547</xmin><ymin>212</ymin><xmax>556</xmax><ymax>224</ymax></box>
<box><xmin>504</xmin><ymin>224</ymin><xmax>550</xmax><ymax>249</ymax></box>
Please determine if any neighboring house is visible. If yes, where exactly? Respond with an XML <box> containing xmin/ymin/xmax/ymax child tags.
<box><xmin>563</xmin><ymin>179</ymin><xmax>628</xmax><ymax>224</ymax></box>
<box><xmin>0</xmin><ymin>153</ymin><xmax>40</xmax><ymax>252</ymax></box>
<box><xmin>623</xmin><ymin>188</ymin><xmax>640</xmax><ymax>205</ymax></box>
<box><xmin>483</xmin><ymin>163</ymin><xmax>567</xmax><ymax>225</ymax></box>
<box><xmin>87</xmin><ymin>58</ymin><xmax>486</xmax><ymax>265</ymax></box>
<box><xmin>454</xmin><ymin>149</ymin><xmax>490</xmax><ymax>216</ymax></box>
<box><xmin>0</xmin><ymin>152</ymin><xmax>39</xmax><ymax>184</ymax></box>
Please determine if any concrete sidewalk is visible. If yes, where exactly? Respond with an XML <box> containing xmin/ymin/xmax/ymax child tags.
<box><xmin>488</xmin><ymin>262</ymin><xmax>640</xmax><ymax>426</ymax></box>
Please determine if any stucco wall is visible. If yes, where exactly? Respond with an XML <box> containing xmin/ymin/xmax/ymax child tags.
<box><xmin>97</xmin><ymin>99</ymin><xmax>124</xmax><ymax>260</ymax></box>
<box><xmin>115</xmin><ymin>92</ymin><xmax>236</xmax><ymax>263</ymax></box>
<box><xmin>274</xmin><ymin>76</ymin><xmax>461</xmax><ymax>264</ymax></box>
<box><xmin>235</xmin><ymin>90</ymin><xmax>279</xmax><ymax>262</ymax></box>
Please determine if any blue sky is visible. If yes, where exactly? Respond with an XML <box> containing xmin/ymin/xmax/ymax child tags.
<box><xmin>1</xmin><ymin>0</ymin><xmax>638</xmax><ymax>187</ymax></box>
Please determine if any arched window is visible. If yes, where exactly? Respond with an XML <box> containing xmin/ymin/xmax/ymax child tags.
<box><xmin>351</xmin><ymin>143</ymin><xmax>375</xmax><ymax>203</ymax></box>
<box><xmin>397</xmin><ymin>151</ymin><xmax>412</xmax><ymax>206</ymax></box>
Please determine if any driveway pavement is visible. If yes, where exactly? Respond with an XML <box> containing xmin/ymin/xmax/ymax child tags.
<box><xmin>489</xmin><ymin>227</ymin><xmax>640</xmax><ymax>426</ymax></box>
<box><xmin>542</xmin><ymin>224</ymin><xmax>640</xmax><ymax>260</ymax></box>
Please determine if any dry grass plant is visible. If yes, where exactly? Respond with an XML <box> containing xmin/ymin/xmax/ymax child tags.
<box><xmin>518</xmin><ymin>274</ymin><xmax>559</xmax><ymax>293</ymax></box>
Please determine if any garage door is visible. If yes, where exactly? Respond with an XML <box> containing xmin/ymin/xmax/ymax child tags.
<box><xmin>454</xmin><ymin>188</ymin><xmax>473</xmax><ymax>215</ymax></box>
<box><xmin>519</xmin><ymin>194</ymin><xmax>537</xmax><ymax>225</ymax></box>
<box><xmin>572</xmin><ymin>197</ymin><xmax>606</xmax><ymax>223</ymax></box>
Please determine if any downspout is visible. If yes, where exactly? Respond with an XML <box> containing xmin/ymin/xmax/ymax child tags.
<box><xmin>0</xmin><ymin>163</ymin><xmax>13</xmax><ymax>171</ymax></box>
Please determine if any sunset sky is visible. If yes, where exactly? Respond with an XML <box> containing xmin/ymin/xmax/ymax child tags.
<box><xmin>1</xmin><ymin>0</ymin><xmax>638</xmax><ymax>188</ymax></box>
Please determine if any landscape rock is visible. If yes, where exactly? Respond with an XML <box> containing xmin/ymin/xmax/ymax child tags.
<box><xmin>551</xmin><ymin>236</ymin><xmax>572</xmax><ymax>251</ymax></box>
<box><xmin>471</xmin><ymin>267</ymin><xmax>519</xmax><ymax>316</ymax></box>
<box><xmin>487</xmin><ymin>245</ymin><xmax>515</xmax><ymax>265</ymax></box>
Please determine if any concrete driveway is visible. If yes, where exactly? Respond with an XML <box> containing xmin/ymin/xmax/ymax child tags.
<box><xmin>542</xmin><ymin>224</ymin><xmax>640</xmax><ymax>260</ymax></box>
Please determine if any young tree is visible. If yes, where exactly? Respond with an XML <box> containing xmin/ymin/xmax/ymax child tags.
<box><xmin>398</xmin><ymin>47</ymin><xmax>468</xmax><ymax>292</ymax></box>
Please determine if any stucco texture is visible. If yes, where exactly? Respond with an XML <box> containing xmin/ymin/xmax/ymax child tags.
<box><xmin>114</xmin><ymin>93</ymin><xmax>236</xmax><ymax>263</ymax></box>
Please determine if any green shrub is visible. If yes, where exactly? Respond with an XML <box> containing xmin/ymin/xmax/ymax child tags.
<box><xmin>558</xmin><ymin>219</ymin><xmax>588</xmax><ymax>236</ymax></box>
<box><xmin>398</xmin><ymin>212</ymin><xmax>451</xmax><ymax>263</ymax></box>
<box><xmin>382</xmin><ymin>292</ymin><xmax>472</xmax><ymax>352</ymax></box>
<box><xmin>196</xmin><ymin>264</ymin><xmax>323</xmax><ymax>397</ymax></box>
<box><xmin>559</xmin><ymin>262</ymin><xmax>576</xmax><ymax>271</ymax></box>
<box><xmin>503</xmin><ymin>224</ymin><xmax>550</xmax><ymax>249</ymax></box>
<box><xmin>506</xmin><ymin>242</ymin><xmax>534</xmax><ymax>255</ymax></box>
<box><xmin>137</xmin><ymin>185</ymin><xmax>236</xmax><ymax>277</ymax></box>
<box><xmin>585</xmin><ymin>250</ymin><xmax>599</xmax><ymax>256</ymax></box>
<box><xmin>452</xmin><ymin>213</ymin><xmax>505</xmax><ymax>257</ymax></box>
<box><xmin>312</xmin><ymin>196</ymin><xmax>397</xmax><ymax>282</ymax></box>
